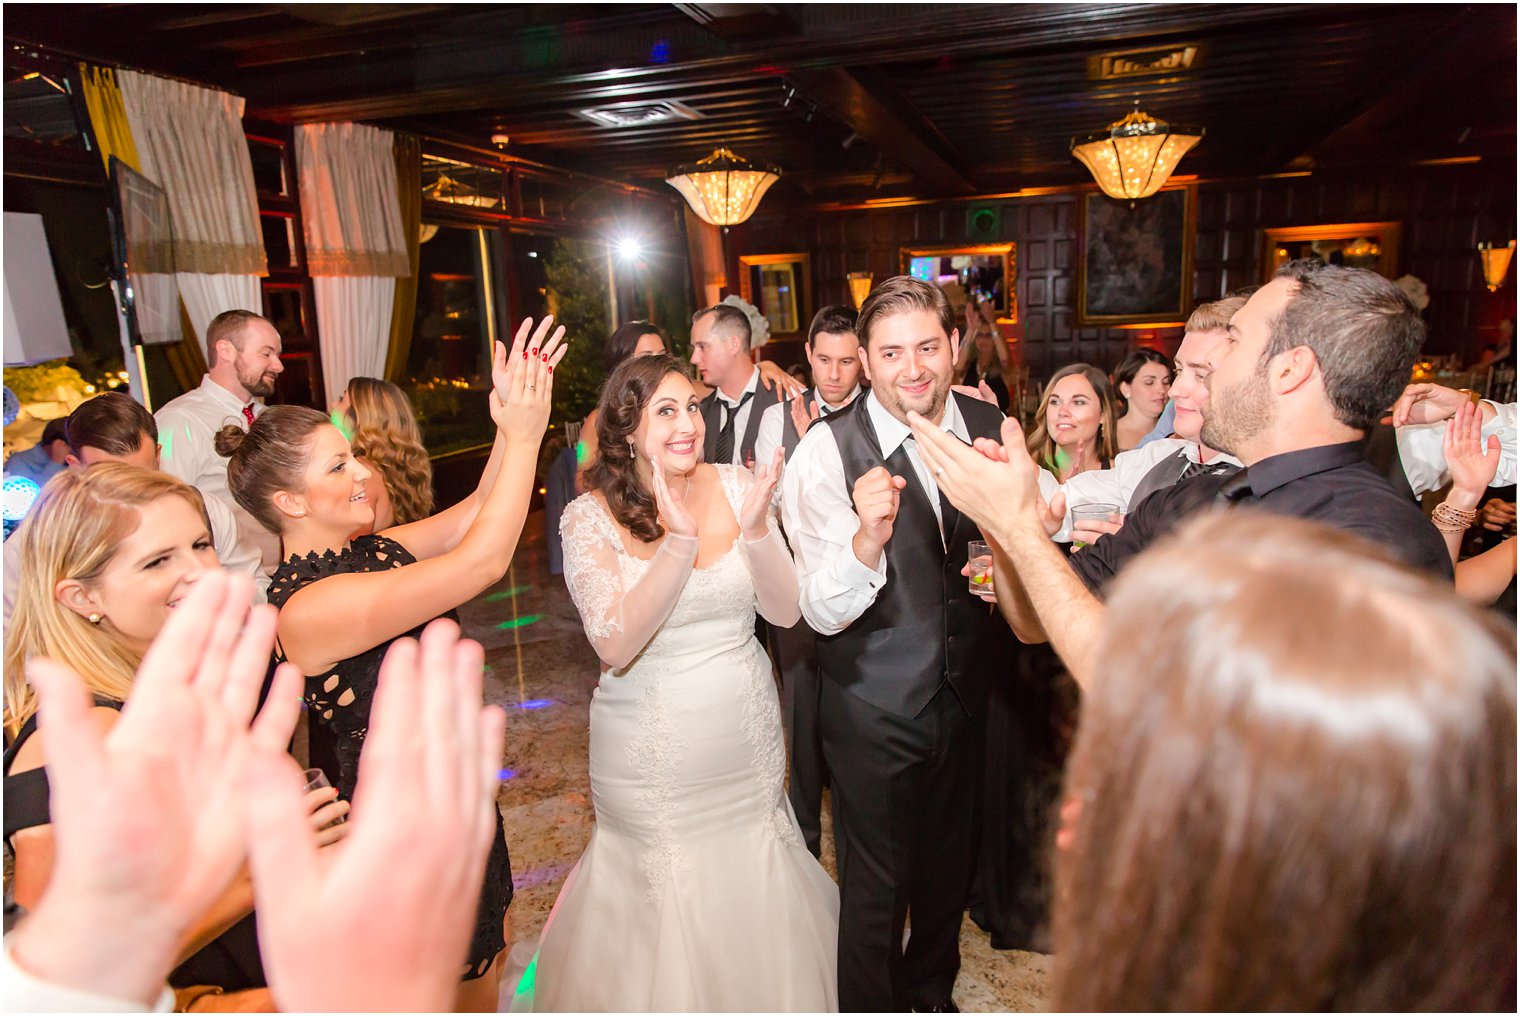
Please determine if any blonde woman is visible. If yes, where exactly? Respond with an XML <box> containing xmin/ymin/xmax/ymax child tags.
<box><xmin>3</xmin><ymin>464</ymin><xmax>345</xmax><ymax>1011</ymax></box>
<box><xmin>332</xmin><ymin>377</ymin><xmax>433</xmax><ymax>531</ymax></box>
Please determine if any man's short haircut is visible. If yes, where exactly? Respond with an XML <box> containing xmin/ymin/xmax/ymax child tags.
<box><xmin>1267</xmin><ymin>258</ymin><xmax>1426</xmax><ymax>431</ymax></box>
<box><xmin>40</xmin><ymin>417</ymin><xmax>70</xmax><ymax>447</ymax></box>
<box><xmin>1186</xmin><ymin>296</ymin><xmax>1249</xmax><ymax>334</ymax></box>
<box><xmin>855</xmin><ymin>276</ymin><xmax>956</xmax><ymax>348</ymax></box>
<box><xmin>206</xmin><ymin>309</ymin><xmax>270</xmax><ymax>366</ymax></box>
<box><xmin>691</xmin><ymin>303</ymin><xmax>753</xmax><ymax>351</ymax></box>
<box><xmin>808</xmin><ymin>304</ymin><xmax>859</xmax><ymax>346</ymax></box>
<box><xmin>66</xmin><ymin>392</ymin><xmax>158</xmax><ymax>458</ymax></box>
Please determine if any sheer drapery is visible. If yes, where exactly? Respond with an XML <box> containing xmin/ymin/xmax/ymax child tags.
<box><xmin>294</xmin><ymin>123</ymin><xmax>409</xmax><ymax>278</ymax></box>
<box><xmin>313</xmin><ymin>276</ymin><xmax>397</xmax><ymax>407</ymax></box>
<box><xmin>178</xmin><ymin>274</ymin><xmax>263</xmax><ymax>348</ymax></box>
<box><xmin>116</xmin><ymin>70</ymin><xmax>266</xmax><ymax>277</ymax></box>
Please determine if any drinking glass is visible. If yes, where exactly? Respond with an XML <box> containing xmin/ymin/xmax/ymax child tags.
<box><xmin>967</xmin><ymin>540</ymin><xmax>995</xmax><ymax>595</ymax></box>
<box><xmin>1070</xmin><ymin>502</ymin><xmax>1123</xmax><ymax>549</ymax></box>
<box><xmin>303</xmin><ymin>767</ymin><xmax>348</xmax><ymax>828</ymax></box>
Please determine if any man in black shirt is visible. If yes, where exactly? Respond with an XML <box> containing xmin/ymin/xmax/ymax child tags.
<box><xmin>907</xmin><ymin>259</ymin><xmax>1450</xmax><ymax>687</ymax></box>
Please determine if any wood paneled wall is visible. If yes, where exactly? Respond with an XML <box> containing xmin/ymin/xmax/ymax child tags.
<box><xmin>743</xmin><ymin>163</ymin><xmax>1517</xmax><ymax>383</ymax></box>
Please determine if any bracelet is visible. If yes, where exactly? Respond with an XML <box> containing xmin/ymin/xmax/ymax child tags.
<box><xmin>1432</xmin><ymin>501</ymin><xmax>1478</xmax><ymax>533</ymax></box>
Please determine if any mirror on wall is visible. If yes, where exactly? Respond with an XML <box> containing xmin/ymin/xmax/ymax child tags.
<box><xmin>739</xmin><ymin>252</ymin><xmax>812</xmax><ymax>339</ymax></box>
<box><xmin>900</xmin><ymin>244</ymin><xmax>1016</xmax><ymax>321</ymax></box>
<box><xmin>1263</xmin><ymin>222</ymin><xmax>1401</xmax><ymax>279</ymax></box>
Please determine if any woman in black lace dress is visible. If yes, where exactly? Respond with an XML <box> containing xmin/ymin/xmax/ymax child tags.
<box><xmin>218</xmin><ymin>317</ymin><xmax>567</xmax><ymax>1011</ymax></box>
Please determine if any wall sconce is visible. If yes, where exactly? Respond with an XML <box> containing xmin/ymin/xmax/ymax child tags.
<box><xmin>847</xmin><ymin>271</ymin><xmax>873</xmax><ymax>309</ymax></box>
<box><xmin>1478</xmin><ymin>241</ymin><xmax>1515</xmax><ymax>292</ymax></box>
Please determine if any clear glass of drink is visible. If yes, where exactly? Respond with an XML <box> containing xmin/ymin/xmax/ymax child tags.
<box><xmin>968</xmin><ymin>540</ymin><xmax>995</xmax><ymax>595</ymax></box>
<box><xmin>1070</xmin><ymin>502</ymin><xmax>1124</xmax><ymax>549</ymax></box>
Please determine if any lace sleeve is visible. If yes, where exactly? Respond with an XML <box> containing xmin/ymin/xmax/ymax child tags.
<box><xmin>718</xmin><ymin>465</ymin><xmax>801</xmax><ymax>628</ymax></box>
<box><xmin>560</xmin><ymin>495</ymin><xmax>699</xmax><ymax>671</ymax></box>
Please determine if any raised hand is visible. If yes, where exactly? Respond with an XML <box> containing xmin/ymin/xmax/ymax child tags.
<box><xmin>740</xmin><ymin>448</ymin><xmax>784</xmax><ymax>539</ymax></box>
<box><xmin>851</xmin><ymin>465</ymin><xmax>906</xmax><ymax>566</ymax></box>
<box><xmin>11</xmin><ymin>572</ymin><xmax>302</xmax><ymax>1007</ymax></box>
<box><xmin>1444</xmin><ymin>398</ymin><xmax>1503</xmax><ymax>502</ymax></box>
<box><xmin>650</xmin><ymin>459</ymin><xmax>698</xmax><ymax>538</ymax></box>
<box><xmin>950</xmin><ymin>383</ymin><xmax>1001</xmax><ymax>406</ymax></box>
<box><xmin>489</xmin><ymin>315</ymin><xmax>569</xmax><ymax>443</ymax></box>
<box><xmin>758</xmin><ymin>360</ymin><xmax>807</xmax><ymax>400</ymax></box>
<box><xmin>909</xmin><ymin>413</ymin><xmax>1046</xmax><ymax>548</ymax></box>
<box><xmin>243</xmin><ymin>619</ymin><xmax>507</xmax><ymax>1014</ymax></box>
<box><xmin>789</xmin><ymin>394</ymin><xmax>821</xmax><ymax>438</ymax></box>
<box><xmin>1391</xmin><ymin>382</ymin><xmax>1473</xmax><ymax>428</ymax></box>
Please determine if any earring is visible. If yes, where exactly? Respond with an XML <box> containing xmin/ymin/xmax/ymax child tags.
<box><xmin>88</xmin><ymin>613</ymin><xmax>103</xmax><ymax>625</ymax></box>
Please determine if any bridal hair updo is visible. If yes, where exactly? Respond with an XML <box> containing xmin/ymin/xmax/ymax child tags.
<box><xmin>585</xmin><ymin>353</ymin><xmax>693</xmax><ymax>544</ymax></box>
<box><xmin>215</xmin><ymin>404</ymin><xmax>332</xmax><ymax>534</ymax></box>
<box><xmin>1051</xmin><ymin>512</ymin><xmax>1516</xmax><ymax>1011</ymax></box>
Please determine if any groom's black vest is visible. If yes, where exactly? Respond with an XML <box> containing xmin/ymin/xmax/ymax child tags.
<box><xmin>813</xmin><ymin>393</ymin><xmax>1005</xmax><ymax>719</ymax></box>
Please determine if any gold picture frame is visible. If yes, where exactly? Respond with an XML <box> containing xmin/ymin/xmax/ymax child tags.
<box><xmin>739</xmin><ymin>252</ymin><xmax>812</xmax><ymax>340</ymax></box>
<box><xmin>898</xmin><ymin>243</ymin><xmax>1017</xmax><ymax>323</ymax></box>
<box><xmin>1262</xmin><ymin>222</ymin><xmax>1401</xmax><ymax>281</ymax></box>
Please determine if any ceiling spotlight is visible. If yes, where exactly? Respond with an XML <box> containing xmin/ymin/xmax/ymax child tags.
<box><xmin>780</xmin><ymin>84</ymin><xmax>797</xmax><ymax>110</ymax></box>
<box><xmin>614</xmin><ymin>237</ymin><xmax>644</xmax><ymax>261</ymax></box>
<box><xmin>490</xmin><ymin>133</ymin><xmax>511</xmax><ymax>147</ymax></box>
<box><xmin>803</xmin><ymin>103</ymin><xmax>817</xmax><ymax>124</ymax></box>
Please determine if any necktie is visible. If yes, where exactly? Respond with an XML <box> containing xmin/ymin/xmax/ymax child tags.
<box><xmin>1214</xmin><ymin>467</ymin><xmax>1253</xmax><ymax>506</ymax></box>
<box><xmin>243</xmin><ymin>404</ymin><xmax>256</xmax><ymax>428</ymax></box>
<box><xmin>713</xmin><ymin>391</ymin><xmax>754</xmax><ymax>465</ymax></box>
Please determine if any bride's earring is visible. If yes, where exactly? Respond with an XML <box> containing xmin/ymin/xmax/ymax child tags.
<box><xmin>88</xmin><ymin>613</ymin><xmax>103</xmax><ymax>625</ymax></box>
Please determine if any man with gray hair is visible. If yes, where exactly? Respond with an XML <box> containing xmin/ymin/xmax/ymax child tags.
<box><xmin>690</xmin><ymin>303</ymin><xmax>782</xmax><ymax>467</ymax></box>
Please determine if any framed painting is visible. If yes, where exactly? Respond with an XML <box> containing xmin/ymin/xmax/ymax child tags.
<box><xmin>738</xmin><ymin>252</ymin><xmax>811</xmax><ymax>340</ymax></box>
<box><xmin>1078</xmin><ymin>186</ymin><xmax>1194</xmax><ymax>325</ymax></box>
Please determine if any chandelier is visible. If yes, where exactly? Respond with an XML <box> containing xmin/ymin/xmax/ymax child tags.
<box><xmin>1478</xmin><ymin>241</ymin><xmax>1516</xmax><ymax>292</ymax></box>
<box><xmin>1071</xmin><ymin>102</ymin><xmax>1203</xmax><ymax>202</ymax></box>
<box><xmin>666</xmin><ymin>148</ymin><xmax>780</xmax><ymax>227</ymax></box>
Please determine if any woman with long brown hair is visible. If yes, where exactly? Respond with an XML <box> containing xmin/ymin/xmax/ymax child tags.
<box><xmin>217</xmin><ymin>317</ymin><xmax>563</xmax><ymax>1011</ymax></box>
<box><xmin>1053</xmin><ymin>512</ymin><xmax>1515</xmax><ymax>1010</ymax></box>
<box><xmin>522</xmin><ymin>353</ymin><xmax>837</xmax><ymax>1011</ymax></box>
<box><xmin>332</xmin><ymin>376</ymin><xmax>433</xmax><ymax>530</ymax></box>
<box><xmin>1025</xmin><ymin>362</ymin><xmax>1119</xmax><ymax>481</ymax></box>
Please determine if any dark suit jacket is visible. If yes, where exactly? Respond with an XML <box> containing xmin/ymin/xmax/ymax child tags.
<box><xmin>701</xmin><ymin>374</ymin><xmax>781</xmax><ymax>467</ymax></box>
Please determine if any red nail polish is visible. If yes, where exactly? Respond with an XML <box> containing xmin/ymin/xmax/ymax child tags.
<box><xmin>522</xmin><ymin>350</ymin><xmax>528</xmax><ymax>359</ymax></box>
<box><xmin>547</xmin><ymin>365</ymin><xmax>554</xmax><ymax>374</ymax></box>
<box><xmin>531</xmin><ymin>348</ymin><xmax>538</xmax><ymax>357</ymax></box>
<box><xmin>542</xmin><ymin>353</ymin><xmax>549</xmax><ymax>362</ymax></box>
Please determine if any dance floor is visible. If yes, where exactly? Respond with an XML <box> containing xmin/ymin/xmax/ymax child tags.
<box><xmin>474</xmin><ymin>511</ymin><xmax>1051</xmax><ymax>1011</ymax></box>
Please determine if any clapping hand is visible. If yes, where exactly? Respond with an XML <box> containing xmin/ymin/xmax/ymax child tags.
<box><xmin>740</xmin><ymin>448</ymin><xmax>784</xmax><ymax>540</ymax></box>
<box><xmin>1444</xmin><ymin>399</ymin><xmax>1502</xmax><ymax>502</ymax></box>
<box><xmin>1391</xmin><ymin>382</ymin><xmax>1479</xmax><ymax>427</ymax></box>
<box><xmin>758</xmin><ymin>360</ymin><xmax>807</xmax><ymax>400</ymax></box>
<box><xmin>12</xmin><ymin>572</ymin><xmax>302</xmax><ymax>1007</ymax></box>
<box><xmin>910</xmin><ymin>414</ymin><xmax>1047</xmax><ymax>547</ymax></box>
<box><xmin>950</xmin><ymin>380</ymin><xmax>1000</xmax><ymax>406</ymax></box>
<box><xmin>789</xmin><ymin>395</ymin><xmax>821</xmax><ymax>438</ymax></box>
<box><xmin>243</xmin><ymin>619</ymin><xmax>507</xmax><ymax>1014</ymax></box>
<box><xmin>489</xmin><ymin>316</ymin><xmax>570</xmax><ymax>442</ymax></box>
<box><xmin>650</xmin><ymin>459</ymin><xmax>699</xmax><ymax>539</ymax></box>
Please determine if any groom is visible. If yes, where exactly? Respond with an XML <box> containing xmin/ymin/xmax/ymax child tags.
<box><xmin>782</xmin><ymin>276</ymin><xmax>1005</xmax><ymax>1011</ymax></box>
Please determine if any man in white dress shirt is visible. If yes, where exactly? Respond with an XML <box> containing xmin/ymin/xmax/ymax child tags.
<box><xmin>754</xmin><ymin>304</ymin><xmax>864</xmax><ymax>857</ymax></box>
<box><xmin>782</xmin><ymin>276</ymin><xmax>1006</xmax><ymax>1012</ymax></box>
<box><xmin>690</xmin><ymin>304</ymin><xmax>781</xmax><ymax>468</ymax></box>
<box><xmin>154</xmin><ymin>310</ymin><xmax>283</xmax><ymax>598</ymax></box>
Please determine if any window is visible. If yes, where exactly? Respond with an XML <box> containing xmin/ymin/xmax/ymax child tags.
<box><xmin>402</xmin><ymin>224</ymin><xmax>504</xmax><ymax>454</ymax></box>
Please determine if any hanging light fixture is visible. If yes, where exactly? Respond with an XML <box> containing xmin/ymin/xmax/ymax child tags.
<box><xmin>1071</xmin><ymin>101</ymin><xmax>1203</xmax><ymax>202</ymax></box>
<box><xmin>665</xmin><ymin>147</ymin><xmax>780</xmax><ymax>227</ymax></box>
<box><xmin>1478</xmin><ymin>241</ymin><xmax>1516</xmax><ymax>292</ymax></box>
<box><xmin>847</xmin><ymin>272</ymin><xmax>873</xmax><ymax>309</ymax></box>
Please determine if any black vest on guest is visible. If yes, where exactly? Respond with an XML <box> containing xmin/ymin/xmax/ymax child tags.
<box><xmin>813</xmin><ymin>392</ymin><xmax>1006</xmax><ymax>719</ymax></box>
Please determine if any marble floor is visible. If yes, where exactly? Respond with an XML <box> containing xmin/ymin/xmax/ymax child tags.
<box><xmin>472</xmin><ymin>511</ymin><xmax>1051</xmax><ymax>1012</ymax></box>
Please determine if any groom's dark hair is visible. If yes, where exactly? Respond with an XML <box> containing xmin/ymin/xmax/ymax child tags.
<box><xmin>856</xmin><ymin>275</ymin><xmax>956</xmax><ymax>349</ymax></box>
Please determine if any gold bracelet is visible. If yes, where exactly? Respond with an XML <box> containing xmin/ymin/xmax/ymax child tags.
<box><xmin>1432</xmin><ymin>501</ymin><xmax>1478</xmax><ymax>533</ymax></box>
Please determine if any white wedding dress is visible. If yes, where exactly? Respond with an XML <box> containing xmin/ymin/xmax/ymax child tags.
<box><xmin>517</xmin><ymin>464</ymin><xmax>839</xmax><ymax>1012</ymax></box>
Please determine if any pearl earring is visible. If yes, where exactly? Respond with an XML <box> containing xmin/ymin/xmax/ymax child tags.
<box><xmin>88</xmin><ymin>613</ymin><xmax>103</xmax><ymax>625</ymax></box>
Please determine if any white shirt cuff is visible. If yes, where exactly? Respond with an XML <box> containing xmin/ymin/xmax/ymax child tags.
<box><xmin>3</xmin><ymin>941</ymin><xmax>175</xmax><ymax>1013</ymax></box>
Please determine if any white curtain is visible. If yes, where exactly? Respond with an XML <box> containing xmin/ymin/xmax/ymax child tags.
<box><xmin>295</xmin><ymin>123</ymin><xmax>409</xmax><ymax>405</ymax></box>
<box><xmin>312</xmin><ymin>276</ymin><xmax>396</xmax><ymax>407</ymax></box>
<box><xmin>177</xmin><ymin>274</ymin><xmax>263</xmax><ymax>349</ymax></box>
<box><xmin>294</xmin><ymin>123</ymin><xmax>408</xmax><ymax>277</ymax></box>
<box><xmin>116</xmin><ymin>70</ymin><xmax>266</xmax><ymax>277</ymax></box>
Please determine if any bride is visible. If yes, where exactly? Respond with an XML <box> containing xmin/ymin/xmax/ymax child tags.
<box><xmin>520</xmin><ymin>353</ymin><xmax>839</xmax><ymax>1011</ymax></box>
